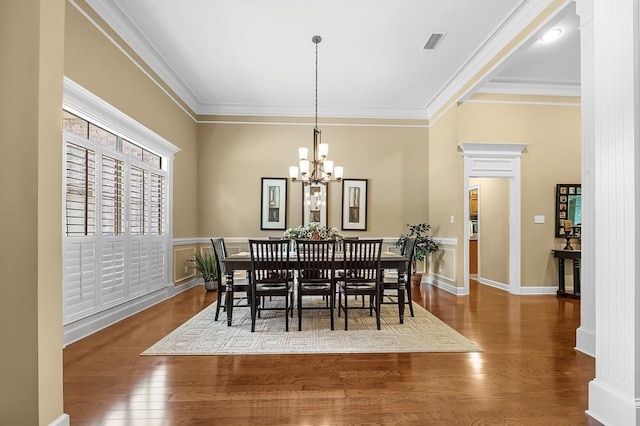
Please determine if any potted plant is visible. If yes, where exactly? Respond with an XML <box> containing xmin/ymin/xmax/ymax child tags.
<box><xmin>396</xmin><ymin>223</ymin><xmax>439</xmax><ymax>286</ymax></box>
<box><xmin>193</xmin><ymin>250</ymin><xmax>218</xmax><ymax>291</ymax></box>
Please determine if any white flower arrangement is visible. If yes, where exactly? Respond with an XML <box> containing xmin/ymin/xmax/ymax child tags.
<box><xmin>284</xmin><ymin>222</ymin><xmax>343</xmax><ymax>241</ymax></box>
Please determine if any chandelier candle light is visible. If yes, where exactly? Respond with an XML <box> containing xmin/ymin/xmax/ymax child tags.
<box><xmin>289</xmin><ymin>36</ymin><xmax>344</xmax><ymax>186</ymax></box>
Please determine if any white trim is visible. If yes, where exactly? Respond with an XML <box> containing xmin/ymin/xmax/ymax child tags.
<box><xmin>63</xmin><ymin>288</ymin><xmax>167</xmax><ymax>345</ymax></box>
<box><xmin>478</xmin><ymin>278</ymin><xmax>510</xmax><ymax>292</ymax></box>
<box><xmin>575</xmin><ymin>0</ymin><xmax>597</xmax><ymax>362</ymax></box>
<box><xmin>68</xmin><ymin>0</ymin><xmax>197</xmax><ymax>122</ymax></box>
<box><xmin>49</xmin><ymin>414</ymin><xmax>70</xmax><ymax>426</ymax></box>
<box><xmin>196</xmin><ymin>119</ymin><xmax>428</xmax><ymax>128</ymax></box>
<box><xmin>197</xmin><ymin>104</ymin><xmax>429</xmax><ymax>120</ymax></box>
<box><xmin>63</xmin><ymin>77</ymin><xmax>180</xmax><ymax>160</ymax></box>
<box><xmin>477</xmin><ymin>80</ymin><xmax>581</xmax><ymax>97</ymax></box>
<box><xmin>173</xmin><ymin>238</ymin><xmax>208</xmax><ymax>246</ymax></box>
<box><xmin>576</xmin><ymin>325</ymin><xmax>596</xmax><ymax>357</ymax></box>
<box><xmin>426</xmin><ymin>0</ymin><xmax>560</xmax><ymax>117</ymax></box>
<box><xmin>425</xmin><ymin>276</ymin><xmax>464</xmax><ymax>295</ymax></box>
<box><xmin>433</xmin><ymin>237</ymin><xmax>458</xmax><ymax>246</ymax></box>
<box><xmin>460</xmin><ymin>143</ymin><xmax>527</xmax><ymax>297</ymax></box>
<box><xmin>464</xmin><ymin>99</ymin><xmax>581</xmax><ymax>107</ymax></box>
<box><xmin>516</xmin><ymin>286</ymin><xmax>558</xmax><ymax>295</ymax></box>
<box><xmin>456</xmin><ymin>1</ymin><xmax>574</xmax><ymax>105</ymax></box>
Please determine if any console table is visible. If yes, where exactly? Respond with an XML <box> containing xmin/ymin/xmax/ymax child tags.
<box><xmin>551</xmin><ymin>249</ymin><xmax>581</xmax><ymax>299</ymax></box>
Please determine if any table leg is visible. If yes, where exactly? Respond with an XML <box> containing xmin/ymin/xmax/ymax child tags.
<box><xmin>226</xmin><ymin>271</ymin><xmax>234</xmax><ymax>326</ymax></box>
<box><xmin>573</xmin><ymin>258</ymin><xmax>581</xmax><ymax>297</ymax></box>
<box><xmin>556</xmin><ymin>258</ymin><xmax>566</xmax><ymax>297</ymax></box>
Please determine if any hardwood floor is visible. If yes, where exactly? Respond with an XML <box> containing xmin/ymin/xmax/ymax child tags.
<box><xmin>64</xmin><ymin>281</ymin><xmax>601</xmax><ymax>425</ymax></box>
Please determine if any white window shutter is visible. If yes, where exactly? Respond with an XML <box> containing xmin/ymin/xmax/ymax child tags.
<box><xmin>63</xmin><ymin>240</ymin><xmax>97</xmax><ymax>320</ymax></box>
<box><xmin>100</xmin><ymin>239</ymin><xmax>125</xmax><ymax>304</ymax></box>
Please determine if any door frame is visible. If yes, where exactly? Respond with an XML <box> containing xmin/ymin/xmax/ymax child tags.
<box><xmin>459</xmin><ymin>143</ymin><xmax>527</xmax><ymax>295</ymax></box>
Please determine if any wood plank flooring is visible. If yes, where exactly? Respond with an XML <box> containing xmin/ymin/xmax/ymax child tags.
<box><xmin>64</xmin><ymin>281</ymin><xmax>601</xmax><ymax>425</ymax></box>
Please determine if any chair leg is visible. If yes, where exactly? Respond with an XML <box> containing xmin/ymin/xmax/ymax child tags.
<box><xmin>375</xmin><ymin>294</ymin><xmax>381</xmax><ymax>330</ymax></box>
<box><xmin>214</xmin><ymin>286</ymin><xmax>224</xmax><ymax>321</ymax></box>
<box><xmin>298</xmin><ymin>290</ymin><xmax>303</xmax><ymax>331</ymax></box>
<box><xmin>329</xmin><ymin>290</ymin><xmax>335</xmax><ymax>331</ymax></box>
<box><xmin>250</xmin><ymin>292</ymin><xmax>257</xmax><ymax>332</ymax></box>
<box><xmin>344</xmin><ymin>293</ymin><xmax>349</xmax><ymax>330</ymax></box>
<box><xmin>284</xmin><ymin>293</ymin><xmax>289</xmax><ymax>332</ymax></box>
<box><xmin>338</xmin><ymin>290</ymin><xmax>342</xmax><ymax>317</ymax></box>
<box><xmin>407</xmin><ymin>286</ymin><xmax>415</xmax><ymax>317</ymax></box>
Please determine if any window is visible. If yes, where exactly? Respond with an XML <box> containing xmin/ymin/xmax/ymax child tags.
<box><xmin>65</xmin><ymin>142</ymin><xmax>95</xmax><ymax>236</ymax></box>
<box><xmin>101</xmin><ymin>155</ymin><xmax>124</xmax><ymax>236</ymax></box>
<box><xmin>61</xmin><ymin>76</ymin><xmax>177</xmax><ymax>331</ymax></box>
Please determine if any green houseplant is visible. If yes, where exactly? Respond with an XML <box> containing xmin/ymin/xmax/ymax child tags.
<box><xmin>396</xmin><ymin>223</ymin><xmax>439</xmax><ymax>285</ymax></box>
<box><xmin>193</xmin><ymin>250</ymin><xmax>218</xmax><ymax>291</ymax></box>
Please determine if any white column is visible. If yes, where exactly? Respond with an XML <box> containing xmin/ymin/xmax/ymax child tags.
<box><xmin>574</xmin><ymin>0</ymin><xmax>596</xmax><ymax>357</ymax></box>
<box><xmin>587</xmin><ymin>0</ymin><xmax>640</xmax><ymax>424</ymax></box>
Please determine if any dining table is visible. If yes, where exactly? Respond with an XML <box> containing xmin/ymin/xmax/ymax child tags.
<box><xmin>222</xmin><ymin>250</ymin><xmax>410</xmax><ymax>327</ymax></box>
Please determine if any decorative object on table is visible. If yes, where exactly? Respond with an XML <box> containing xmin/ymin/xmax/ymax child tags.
<box><xmin>260</xmin><ymin>177</ymin><xmax>288</xmax><ymax>230</ymax></box>
<box><xmin>396</xmin><ymin>223</ymin><xmax>439</xmax><ymax>286</ymax></box>
<box><xmin>285</xmin><ymin>222</ymin><xmax>343</xmax><ymax>241</ymax></box>
<box><xmin>302</xmin><ymin>183</ymin><xmax>327</xmax><ymax>226</ymax></box>
<box><xmin>555</xmin><ymin>183</ymin><xmax>581</xmax><ymax>237</ymax></box>
<box><xmin>288</xmin><ymin>35</ymin><xmax>344</xmax><ymax>185</ymax></box>
<box><xmin>193</xmin><ymin>249</ymin><xmax>218</xmax><ymax>292</ymax></box>
<box><xmin>563</xmin><ymin>219</ymin><xmax>575</xmax><ymax>250</ymax></box>
<box><xmin>341</xmin><ymin>178</ymin><xmax>368</xmax><ymax>230</ymax></box>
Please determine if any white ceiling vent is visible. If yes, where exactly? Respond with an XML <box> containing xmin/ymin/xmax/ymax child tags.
<box><xmin>423</xmin><ymin>32</ymin><xmax>446</xmax><ymax>50</ymax></box>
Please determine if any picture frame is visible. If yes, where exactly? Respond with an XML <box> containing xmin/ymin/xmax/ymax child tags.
<box><xmin>260</xmin><ymin>177</ymin><xmax>287</xmax><ymax>230</ymax></box>
<box><xmin>555</xmin><ymin>183</ymin><xmax>581</xmax><ymax>237</ymax></box>
<box><xmin>341</xmin><ymin>178</ymin><xmax>368</xmax><ymax>231</ymax></box>
<box><xmin>302</xmin><ymin>183</ymin><xmax>328</xmax><ymax>226</ymax></box>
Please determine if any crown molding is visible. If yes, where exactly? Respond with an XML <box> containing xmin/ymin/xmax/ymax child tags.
<box><xmin>84</xmin><ymin>0</ymin><xmax>202</xmax><ymax>110</ymax></box>
<box><xmin>195</xmin><ymin>103</ymin><xmax>429</xmax><ymax>120</ymax></box>
<box><xmin>425</xmin><ymin>0</ymin><xmax>561</xmax><ymax>118</ymax></box>
<box><xmin>478</xmin><ymin>79</ymin><xmax>581</xmax><ymax>96</ymax></box>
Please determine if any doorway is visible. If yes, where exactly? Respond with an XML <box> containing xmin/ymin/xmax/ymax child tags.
<box><xmin>459</xmin><ymin>143</ymin><xmax>527</xmax><ymax>296</ymax></box>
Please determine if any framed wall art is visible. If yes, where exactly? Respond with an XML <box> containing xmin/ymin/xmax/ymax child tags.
<box><xmin>555</xmin><ymin>183</ymin><xmax>581</xmax><ymax>237</ymax></box>
<box><xmin>302</xmin><ymin>183</ymin><xmax>327</xmax><ymax>226</ymax></box>
<box><xmin>341</xmin><ymin>178</ymin><xmax>368</xmax><ymax>231</ymax></box>
<box><xmin>260</xmin><ymin>177</ymin><xmax>287</xmax><ymax>230</ymax></box>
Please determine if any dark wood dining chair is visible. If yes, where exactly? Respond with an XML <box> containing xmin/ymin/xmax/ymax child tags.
<box><xmin>337</xmin><ymin>239</ymin><xmax>383</xmax><ymax>330</ymax></box>
<box><xmin>248</xmin><ymin>239</ymin><xmax>295</xmax><ymax>332</ymax></box>
<box><xmin>382</xmin><ymin>237</ymin><xmax>416</xmax><ymax>322</ymax></box>
<box><xmin>211</xmin><ymin>238</ymin><xmax>250</xmax><ymax>321</ymax></box>
<box><xmin>295</xmin><ymin>239</ymin><xmax>337</xmax><ymax>331</ymax></box>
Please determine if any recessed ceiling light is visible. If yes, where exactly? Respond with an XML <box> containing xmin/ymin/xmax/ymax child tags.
<box><xmin>540</xmin><ymin>27</ymin><xmax>562</xmax><ymax>42</ymax></box>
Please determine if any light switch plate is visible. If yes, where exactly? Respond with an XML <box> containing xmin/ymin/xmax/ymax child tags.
<box><xmin>534</xmin><ymin>215</ymin><xmax>545</xmax><ymax>224</ymax></box>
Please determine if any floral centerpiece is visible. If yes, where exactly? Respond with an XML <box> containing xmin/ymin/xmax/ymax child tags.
<box><xmin>284</xmin><ymin>222</ymin><xmax>343</xmax><ymax>241</ymax></box>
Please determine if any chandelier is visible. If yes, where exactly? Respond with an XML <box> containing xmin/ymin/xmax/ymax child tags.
<box><xmin>289</xmin><ymin>35</ymin><xmax>344</xmax><ymax>186</ymax></box>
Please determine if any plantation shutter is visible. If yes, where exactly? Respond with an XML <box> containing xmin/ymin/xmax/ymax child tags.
<box><xmin>65</xmin><ymin>142</ymin><xmax>95</xmax><ymax>236</ymax></box>
<box><xmin>63</xmin><ymin>240</ymin><xmax>97</xmax><ymax>320</ymax></box>
<box><xmin>101</xmin><ymin>155</ymin><xmax>124</xmax><ymax>236</ymax></box>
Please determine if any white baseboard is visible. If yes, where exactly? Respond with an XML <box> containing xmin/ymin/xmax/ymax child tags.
<box><xmin>478</xmin><ymin>277</ymin><xmax>509</xmax><ymax>291</ymax></box>
<box><xmin>576</xmin><ymin>326</ymin><xmax>596</xmax><ymax>358</ymax></box>
<box><xmin>168</xmin><ymin>277</ymin><xmax>198</xmax><ymax>297</ymax></box>
<box><xmin>518</xmin><ymin>286</ymin><xmax>558</xmax><ymax>295</ymax></box>
<box><xmin>588</xmin><ymin>378</ymin><xmax>640</xmax><ymax>425</ymax></box>
<box><xmin>49</xmin><ymin>413</ymin><xmax>70</xmax><ymax>426</ymax></box>
<box><xmin>63</xmin><ymin>288</ymin><xmax>168</xmax><ymax>345</ymax></box>
<box><xmin>426</xmin><ymin>276</ymin><xmax>464</xmax><ymax>295</ymax></box>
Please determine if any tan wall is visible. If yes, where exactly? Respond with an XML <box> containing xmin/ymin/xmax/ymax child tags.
<box><xmin>197</xmin><ymin>119</ymin><xmax>429</xmax><ymax>239</ymax></box>
<box><xmin>458</xmin><ymin>97</ymin><xmax>581</xmax><ymax>287</ymax></box>
<box><xmin>0</xmin><ymin>0</ymin><xmax>65</xmax><ymax>424</ymax></box>
<box><xmin>64</xmin><ymin>1</ymin><xmax>199</xmax><ymax>237</ymax></box>
<box><xmin>427</xmin><ymin>106</ymin><xmax>464</xmax><ymax>285</ymax></box>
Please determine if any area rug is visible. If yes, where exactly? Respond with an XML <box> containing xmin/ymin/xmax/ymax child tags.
<box><xmin>142</xmin><ymin>296</ymin><xmax>482</xmax><ymax>355</ymax></box>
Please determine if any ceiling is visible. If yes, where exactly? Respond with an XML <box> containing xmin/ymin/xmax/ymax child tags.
<box><xmin>85</xmin><ymin>0</ymin><xmax>580</xmax><ymax>120</ymax></box>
